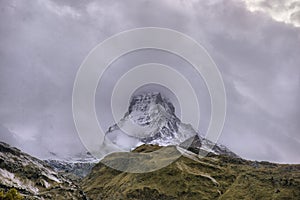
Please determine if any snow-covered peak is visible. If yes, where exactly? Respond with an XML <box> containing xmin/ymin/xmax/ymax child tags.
<box><xmin>106</xmin><ymin>92</ymin><xmax>197</xmax><ymax>148</ymax></box>
<box><xmin>105</xmin><ymin>92</ymin><xmax>237</xmax><ymax>157</ymax></box>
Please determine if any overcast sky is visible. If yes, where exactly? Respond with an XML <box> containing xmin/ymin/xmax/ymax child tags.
<box><xmin>0</xmin><ymin>0</ymin><xmax>299</xmax><ymax>163</ymax></box>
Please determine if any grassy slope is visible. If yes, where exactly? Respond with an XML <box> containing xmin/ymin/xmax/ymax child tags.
<box><xmin>82</xmin><ymin>145</ymin><xmax>300</xmax><ymax>200</ymax></box>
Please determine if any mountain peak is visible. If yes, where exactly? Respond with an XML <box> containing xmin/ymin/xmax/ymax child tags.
<box><xmin>106</xmin><ymin>92</ymin><xmax>236</xmax><ymax>157</ymax></box>
<box><xmin>106</xmin><ymin>92</ymin><xmax>195</xmax><ymax>148</ymax></box>
<box><xmin>128</xmin><ymin>92</ymin><xmax>175</xmax><ymax>115</ymax></box>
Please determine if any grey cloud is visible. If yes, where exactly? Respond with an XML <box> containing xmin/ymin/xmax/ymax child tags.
<box><xmin>0</xmin><ymin>0</ymin><xmax>299</xmax><ymax>163</ymax></box>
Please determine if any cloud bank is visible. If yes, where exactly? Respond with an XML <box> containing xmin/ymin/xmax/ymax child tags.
<box><xmin>0</xmin><ymin>0</ymin><xmax>299</xmax><ymax>163</ymax></box>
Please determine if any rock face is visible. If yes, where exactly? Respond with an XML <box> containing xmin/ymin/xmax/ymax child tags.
<box><xmin>0</xmin><ymin>142</ymin><xmax>86</xmax><ymax>200</ymax></box>
<box><xmin>180</xmin><ymin>135</ymin><xmax>239</xmax><ymax>158</ymax></box>
<box><xmin>81</xmin><ymin>144</ymin><xmax>300</xmax><ymax>200</ymax></box>
<box><xmin>127</xmin><ymin>93</ymin><xmax>181</xmax><ymax>144</ymax></box>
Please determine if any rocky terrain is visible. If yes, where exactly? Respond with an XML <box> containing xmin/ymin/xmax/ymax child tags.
<box><xmin>0</xmin><ymin>142</ymin><xmax>87</xmax><ymax>200</ymax></box>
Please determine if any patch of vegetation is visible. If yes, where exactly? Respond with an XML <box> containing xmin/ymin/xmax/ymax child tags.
<box><xmin>0</xmin><ymin>188</ymin><xmax>23</xmax><ymax>200</ymax></box>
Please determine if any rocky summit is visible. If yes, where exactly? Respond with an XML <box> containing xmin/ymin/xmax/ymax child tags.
<box><xmin>106</xmin><ymin>92</ymin><xmax>196</xmax><ymax>147</ymax></box>
<box><xmin>105</xmin><ymin>92</ymin><xmax>236</xmax><ymax>157</ymax></box>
